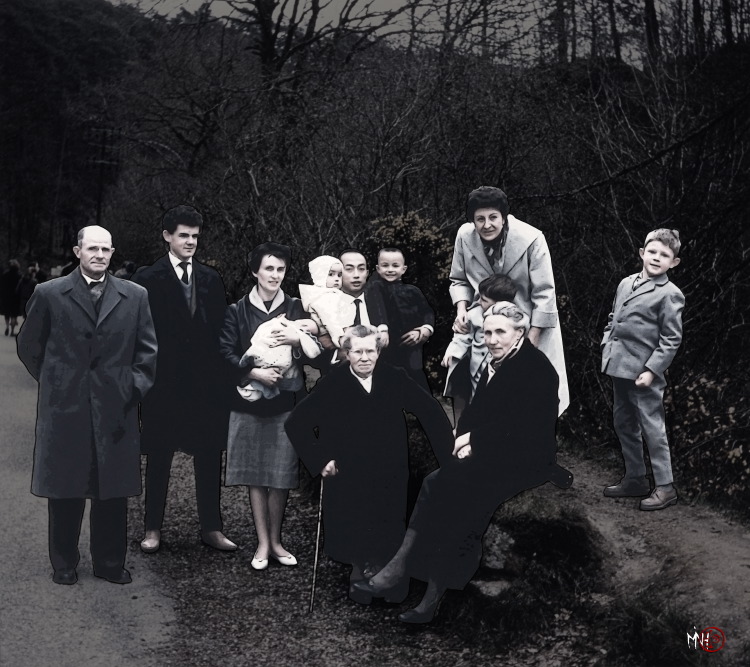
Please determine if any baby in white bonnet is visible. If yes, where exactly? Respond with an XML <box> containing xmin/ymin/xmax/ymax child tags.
<box><xmin>298</xmin><ymin>255</ymin><xmax>353</xmax><ymax>349</ymax></box>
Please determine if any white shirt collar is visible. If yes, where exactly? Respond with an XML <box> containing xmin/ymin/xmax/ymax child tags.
<box><xmin>168</xmin><ymin>252</ymin><xmax>192</xmax><ymax>268</ymax></box>
<box><xmin>80</xmin><ymin>269</ymin><xmax>105</xmax><ymax>285</ymax></box>
<box><xmin>350</xmin><ymin>366</ymin><xmax>373</xmax><ymax>393</ymax></box>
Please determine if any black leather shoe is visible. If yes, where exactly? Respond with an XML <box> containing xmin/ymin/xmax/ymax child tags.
<box><xmin>94</xmin><ymin>568</ymin><xmax>132</xmax><ymax>584</ymax></box>
<box><xmin>348</xmin><ymin>582</ymin><xmax>373</xmax><ymax>605</ymax></box>
<box><xmin>52</xmin><ymin>569</ymin><xmax>77</xmax><ymax>585</ymax></box>
<box><xmin>603</xmin><ymin>476</ymin><xmax>650</xmax><ymax>498</ymax></box>
<box><xmin>351</xmin><ymin>577</ymin><xmax>409</xmax><ymax>604</ymax></box>
<box><xmin>398</xmin><ymin>606</ymin><xmax>437</xmax><ymax>624</ymax></box>
<box><xmin>548</xmin><ymin>464</ymin><xmax>574</xmax><ymax>489</ymax></box>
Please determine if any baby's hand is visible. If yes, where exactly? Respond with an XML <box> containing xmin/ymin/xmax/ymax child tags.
<box><xmin>441</xmin><ymin>350</ymin><xmax>456</xmax><ymax>368</ymax></box>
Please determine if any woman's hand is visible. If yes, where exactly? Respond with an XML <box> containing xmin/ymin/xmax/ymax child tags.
<box><xmin>249</xmin><ymin>367</ymin><xmax>282</xmax><ymax>387</ymax></box>
<box><xmin>269</xmin><ymin>317</ymin><xmax>301</xmax><ymax>346</ymax></box>
<box><xmin>321</xmin><ymin>460</ymin><xmax>339</xmax><ymax>477</ymax></box>
<box><xmin>441</xmin><ymin>350</ymin><xmax>456</xmax><ymax>368</ymax></box>
<box><xmin>452</xmin><ymin>431</ymin><xmax>471</xmax><ymax>457</ymax></box>
<box><xmin>527</xmin><ymin>326</ymin><xmax>542</xmax><ymax>347</ymax></box>
<box><xmin>453</xmin><ymin>302</ymin><xmax>469</xmax><ymax>334</ymax></box>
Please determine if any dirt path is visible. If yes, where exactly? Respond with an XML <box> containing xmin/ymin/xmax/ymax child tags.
<box><xmin>557</xmin><ymin>452</ymin><xmax>750</xmax><ymax>663</ymax></box>
<box><xmin>0</xmin><ymin>336</ymin><xmax>177</xmax><ymax>667</ymax></box>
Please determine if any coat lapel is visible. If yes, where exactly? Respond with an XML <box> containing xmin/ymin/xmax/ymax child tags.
<box><xmin>97</xmin><ymin>277</ymin><xmax>124</xmax><ymax>326</ymax></box>
<box><xmin>499</xmin><ymin>217</ymin><xmax>534</xmax><ymax>274</ymax></box>
<box><xmin>622</xmin><ymin>273</ymin><xmax>667</xmax><ymax>305</ymax></box>
<box><xmin>66</xmin><ymin>270</ymin><xmax>97</xmax><ymax>324</ymax></box>
<box><xmin>466</xmin><ymin>227</ymin><xmax>494</xmax><ymax>277</ymax></box>
<box><xmin>158</xmin><ymin>255</ymin><xmax>192</xmax><ymax>322</ymax></box>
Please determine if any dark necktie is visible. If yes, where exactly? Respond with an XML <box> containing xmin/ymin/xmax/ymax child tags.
<box><xmin>353</xmin><ymin>298</ymin><xmax>362</xmax><ymax>326</ymax></box>
<box><xmin>178</xmin><ymin>261</ymin><xmax>190</xmax><ymax>284</ymax></box>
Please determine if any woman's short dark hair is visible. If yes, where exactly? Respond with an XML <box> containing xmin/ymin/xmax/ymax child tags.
<box><xmin>248</xmin><ymin>242</ymin><xmax>292</xmax><ymax>274</ymax></box>
<box><xmin>466</xmin><ymin>186</ymin><xmax>510</xmax><ymax>221</ymax></box>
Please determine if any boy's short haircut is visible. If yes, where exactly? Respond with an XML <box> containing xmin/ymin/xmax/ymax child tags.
<box><xmin>478</xmin><ymin>274</ymin><xmax>517</xmax><ymax>302</ymax></box>
<box><xmin>163</xmin><ymin>205</ymin><xmax>204</xmax><ymax>233</ymax></box>
<box><xmin>644</xmin><ymin>228</ymin><xmax>681</xmax><ymax>256</ymax></box>
<box><xmin>378</xmin><ymin>247</ymin><xmax>407</xmax><ymax>263</ymax></box>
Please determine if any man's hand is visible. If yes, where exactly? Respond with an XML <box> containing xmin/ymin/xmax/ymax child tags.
<box><xmin>455</xmin><ymin>444</ymin><xmax>472</xmax><ymax>459</ymax></box>
<box><xmin>321</xmin><ymin>460</ymin><xmax>339</xmax><ymax>477</ymax></box>
<box><xmin>452</xmin><ymin>431</ymin><xmax>471</xmax><ymax>457</ymax></box>
<box><xmin>635</xmin><ymin>370</ymin><xmax>655</xmax><ymax>388</ymax></box>
<box><xmin>401</xmin><ymin>327</ymin><xmax>428</xmax><ymax>346</ymax></box>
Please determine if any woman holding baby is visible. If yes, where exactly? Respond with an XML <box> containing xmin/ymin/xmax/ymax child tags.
<box><xmin>219</xmin><ymin>242</ymin><xmax>320</xmax><ymax>571</ymax></box>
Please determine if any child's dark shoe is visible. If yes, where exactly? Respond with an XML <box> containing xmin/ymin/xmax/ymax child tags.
<box><xmin>603</xmin><ymin>476</ymin><xmax>650</xmax><ymax>498</ymax></box>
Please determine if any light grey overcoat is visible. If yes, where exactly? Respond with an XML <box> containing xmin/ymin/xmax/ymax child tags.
<box><xmin>449</xmin><ymin>217</ymin><xmax>569</xmax><ymax>414</ymax></box>
<box><xmin>17</xmin><ymin>270</ymin><xmax>157</xmax><ymax>499</ymax></box>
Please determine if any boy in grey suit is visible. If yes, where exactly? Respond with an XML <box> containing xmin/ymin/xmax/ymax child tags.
<box><xmin>601</xmin><ymin>229</ymin><xmax>685</xmax><ymax>511</ymax></box>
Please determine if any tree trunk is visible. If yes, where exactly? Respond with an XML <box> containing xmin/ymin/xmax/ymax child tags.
<box><xmin>721</xmin><ymin>0</ymin><xmax>734</xmax><ymax>46</ymax></box>
<box><xmin>590</xmin><ymin>0</ymin><xmax>598</xmax><ymax>58</ymax></box>
<box><xmin>693</xmin><ymin>0</ymin><xmax>706</xmax><ymax>58</ymax></box>
<box><xmin>607</xmin><ymin>0</ymin><xmax>621</xmax><ymax>61</ymax></box>
<box><xmin>644</xmin><ymin>0</ymin><xmax>661</xmax><ymax>63</ymax></box>
<box><xmin>570</xmin><ymin>0</ymin><xmax>577</xmax><ymax>61</ymax></box>
<box><xmin>556</xmin><ymin>0</ymin><xmax>568</xmax><ymax>63</ymax></box>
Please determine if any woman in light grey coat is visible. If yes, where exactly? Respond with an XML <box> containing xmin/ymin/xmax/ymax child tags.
<box><xmin>449</xmin><ymin>186</ymin><xmax>569</xmax><ymax>414</ymax></box>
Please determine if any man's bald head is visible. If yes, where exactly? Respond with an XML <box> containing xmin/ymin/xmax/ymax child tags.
<box><xmin>74</xmin><ymin>226</ymin><xmax>114</xmax><ymax>280</ymax></box>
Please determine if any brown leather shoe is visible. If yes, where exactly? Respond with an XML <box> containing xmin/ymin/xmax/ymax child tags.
<box><xmin>201</xmin><ymin>530</ymin><xmax>238</xmax><ymax>551</ymax></box>
<box><xmin>603</xmin><ymin>476</ymin><xmax>650</xmax><ymax>498</ymax></box>
<box><xmin>140</xmin><ymin>529</ymin><xmax>161</xmax><ymax>553</ymax></box>
<box><xmin>640</xmin><ymin>485</ymin><xmax>678</xmax><ymax>511</ymax></box>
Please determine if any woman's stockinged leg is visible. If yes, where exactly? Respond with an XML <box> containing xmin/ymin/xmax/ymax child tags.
<box><xmin>268</xmin><ymin>487</ymin><xmax>291</xmax><ymax>557</ymax></box>
<box><xmin>249</xmin><ymin>486</ymin><xmax>270</xmax><ymax>559</ymax></box>
<box><xmin>368</xmin><ymin>527</ymin><xmax>417</xmax><ymax>587</ymax></box>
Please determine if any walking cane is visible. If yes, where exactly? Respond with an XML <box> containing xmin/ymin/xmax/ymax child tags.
<box><xmin>309</xmin><ymin>478</ymin><xmax>324</xmax><ymax>613</ymax></box>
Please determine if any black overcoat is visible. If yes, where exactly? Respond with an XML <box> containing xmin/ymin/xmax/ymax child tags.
<box><xmin>16</xmin><ymin>270</ymin><xmax>157</xmax><ymax>499</ymax></box>
<box><xmin>132</xmin><ymin>255</ymin><xmax>230</xmax><ymax>454</ymax></box>
<box><xmin>285</xmin><ymin>362</ymin><xmax>453</xmax><ymax>566</ymax></box>
<box><xmin>406</xmin><ymin>339</ymin><xmax>564</xmax><ymax>589</ymax></box>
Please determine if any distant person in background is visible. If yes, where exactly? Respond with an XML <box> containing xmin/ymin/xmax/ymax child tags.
<box><xmin>1</xmin><ymin>259</ymin><xmax>22</xmax><ymax>336</ymax></box>
<box><xmin>449</xmin><ymin>186</ymin><xmax>569</xmax><ymax>415</ymax></box>
<box><xmin>16</xmin><ymin>265</ymin><xmax>38</xmax><ymax>319</ymax></box>
<box><xmin>132</xmin><ymin>205</ymin><xmax>237</xmax><ymax>554</ymax></box>
<box><xmin>17</xmin><ymin>225</ymin><xmax>157</xmax><ymax>585</ymax></box>
<box><xmin>114</xmin><ymin>260</ymin><xmax>136</xmax><ymax>280</ymax></box>
<box><xmin>366</xmin><ymin>248</ymin><xmax>434</xmax><ymax>390</ymax></box>
<box><xmin>31</xmin><ymin>261</ymin><xmax>48</xmax><ymax>284</ymax></box>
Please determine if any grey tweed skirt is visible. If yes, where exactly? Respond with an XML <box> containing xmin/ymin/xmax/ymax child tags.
<box><xmin>225</xmin><ymin>410</ymin><xmax>298</xmax><ymax>489</ymax></box>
